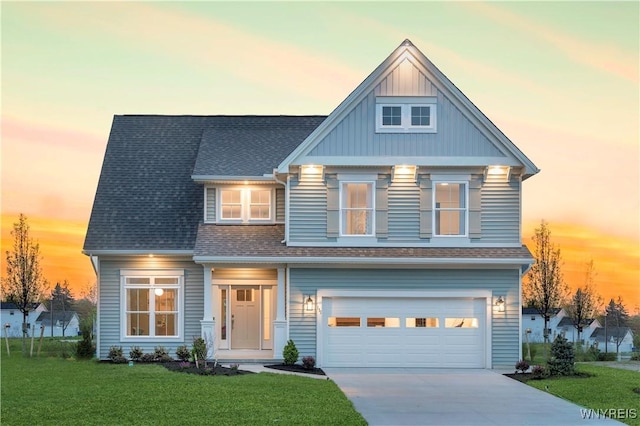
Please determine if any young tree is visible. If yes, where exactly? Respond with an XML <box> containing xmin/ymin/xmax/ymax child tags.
<box><xmin>2</xmin><ymin>214</ymin><xmax>46</xmax><ymax>354</ymax></box>
<box><xmin>523</xmin><ymin>220</ymin><xmax>568</xmax><ymax>350</ymax></box>
<box><xmin>48</xmin><ymin>280</ymin><xmax>75</xmax><ymax>337</ymax></box>
<box><xmin>604</xmin><ymin>296</ymin><xmax>629</xmax><ymax>355</ymax></box>
<box><xmin>564</xmin><ymin>260</ymin><xmax>601</xmax><ymax>345</ymax></box>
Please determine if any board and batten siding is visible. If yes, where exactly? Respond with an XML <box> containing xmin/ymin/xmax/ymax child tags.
<box><xmin>306</xmin><ymin>91</ymin><xmax>506</xmax><ymax>159</ymax></box>
<box><xmin>289</xmin><ymin>268</ymin><xmax>520</xmax><ymax>368</ymax></box>
<box><xmin>97</xmin><ymin>257</ymin><xmax>203</xmax><ymax>360</ymax></box>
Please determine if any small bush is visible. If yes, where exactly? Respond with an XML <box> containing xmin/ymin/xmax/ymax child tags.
<box><xmin>75</xmin><ymin>318</ymin><xmax>95</xmax><ymax>359</ymax></box>
<box><xmin>515</xmin><ymin>359</ymin><xmax>530</xmax><ymax>373</ymax></box>
<box><xmin>139</xmin><ymin>353</ymin><xmax>156</xmax><ymax>363</ymax></box>
<box><xmin>630</xmin><ymin>352</ymin><xmax>640</xmax><ymax>361</ymax></box>
<box><xmin>302</xmin><ymin>356</ymin><xmax>316</xmax><ymax>369</ymax></box>
<box><xmin>108</xmin><ymin>346</ymin><xmax>124</xmax><ymax>362</ymax></box>
<box><xmin>192</xmin><ymin>337</ymin><xmax>207</xmax><ymax>361</ymax></box>
<box><xmin>597</xmin><ymin>352</ymin><xmax>617</xmax><ymax>361</ymax></box>
<box><xmin>129</xmin><ymin>346</ymin><xmax>143</xmax><ymax>361</ymax></box>
<box><xmin>547</xmin><ymin>335</ymin><xmax>575</xmax><ymax>376</ymax></box>
<box><xmin>531</xmin><ymin>365</ymin><xmax>546</xmax><ymax>379</ymax></box>
<box><xmin>175</xmin><ymin>345</ymin><xmax>191</xmax><ymax>361</ymax></box>
<box><xmin>283</xmin><ymin>340</ymin><xmax>299</xmax><ymax>365</ymax></box>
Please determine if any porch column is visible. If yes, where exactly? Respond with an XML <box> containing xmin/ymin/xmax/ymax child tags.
<box><xmin>200</xmin><ymin>265</ymin><xmax>215</xmax><ymax>360</ymax></box>
<box><xmin>273</xmin><ymin>267</ymin><xmax>288</xmax><ymax>358</ymax></box>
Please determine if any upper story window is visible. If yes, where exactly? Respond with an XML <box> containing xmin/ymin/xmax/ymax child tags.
<box><xmin>340</xmin><ymin>182</ymin><xmax>374</xmax><ymax>236</ymax></box>
<box><xmin>434</xmin><ymin>182</ymin><xmax>467</xmax><ymax>236</ymax></box>
<box><xmin>376</xmin><ymin>97</ymin><xmax>437</xmax><ymax>133</ymax></box>
<box><xmin>121</xmin><ymin>271</ymin><xmax>183</xmax><ymax>340</ymax></box>
<box><xmin>219</xmin><ymin>188</ymin><xmax>272</xmax><ymax>223</ymax></box>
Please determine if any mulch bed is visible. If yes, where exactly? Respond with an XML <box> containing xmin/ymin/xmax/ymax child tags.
<box><xmin>504</xmin><ymin>372</ymin><xmax>592</xmax><ymax>383</ymax></box>
<box><xmin>162</xmin><ymin>361</ymin><xmax>254</xmax><ymax>376</ymax></box>
<box><xmin>264</xmin><ymin>363</ymin><xmax>326</xmax><ymax>376</ymax></box>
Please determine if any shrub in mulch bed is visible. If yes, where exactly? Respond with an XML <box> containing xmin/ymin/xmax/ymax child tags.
<box><xmin>162</xmin><ymin>361</ymin><xmax>254</xmax><ymax>376</ymax></box>
<box><xmin>265</xmin><ymin>363</ymin><xmax>326</xmax><ymax>376</ymax></box>
<box><xmin>504</xmin><ymin>372</ymin><xmax>592</xmax><ymax>383</ymax></box>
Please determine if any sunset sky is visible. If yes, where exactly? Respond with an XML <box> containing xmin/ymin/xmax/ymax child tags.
<box><xmin>1</xmin><ymin>2</ymin><xmax>638</xmax><ymax>310</ymax></box>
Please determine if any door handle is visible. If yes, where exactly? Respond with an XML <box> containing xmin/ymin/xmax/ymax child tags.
<box><xmin>231</xmin><ymin>315</ymin><xmax>235</xmax><ymax>330</ymax></box>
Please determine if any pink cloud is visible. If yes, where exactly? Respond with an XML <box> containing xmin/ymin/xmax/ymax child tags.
<box><xmin>1</xmin><ymin>116</ymin><xmax>104</xmax><ymax>152</ymax></box>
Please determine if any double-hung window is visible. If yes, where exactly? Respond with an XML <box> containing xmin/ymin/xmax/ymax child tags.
<box><xmin>434</xmin><ymin>182</ymin><xmax>467</xmax><ymax>236</ymax></box>
<box><xmin>219</xmin><ymin>188</ymin><xmax>272</xmax><ymax>223</ymax></box>
<box><xmin>340</xmin><ymin>182</ymin><xmax>374</xmax><ymax>236</ymax></box>
<box><xmin>376</xmin><ymin>97</ymin><xmax>437</xmax><ymax>133</ymax></box>
<box><xmin>122</xmin><ymin>271</ymin><xmax>182</xmax><ymax>339</ymax></box>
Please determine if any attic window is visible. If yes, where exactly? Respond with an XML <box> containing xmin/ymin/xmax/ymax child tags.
<box><xmin>376</xmin><ymin>97</ymin><xmax>437</xmax><ymax>133</ymax></box>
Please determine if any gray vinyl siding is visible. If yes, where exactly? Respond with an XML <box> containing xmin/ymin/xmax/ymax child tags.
<box><xmin>387</xmin><ymin>181</ymin><xmax>420</xmax><ymax>241</ymax></box>
<box><xmin>307</xmin><ymin>91</ymin><xmax>506</xmax><ymax>159</ymax></box>
<box><xmin>480</xmin><ymin>176</ymin><xmax>521</xmax><ymax>243</ymax></box>
<box><xmin>97</xmin><ymin>257</ymin><xmax>203</xmax><ymax>360</ymax></box>
<box><xmin>275</xmin><ymin>188</ymin><xmax>285</xmax><ymax>223</ymax></box>
<box><xmin>288</xmin><ymin>176</ymin><xmax>330</xmax><ymax>242</ymax></box>
<box><xmin>205</xmin><ymin>187</ymin><xmax>216</xmax><ymax>223</ymax></box>
<box><xmin>289</xmin><ymin>268</ymin><xmax>520</xmax><ymax>368</ymax></box>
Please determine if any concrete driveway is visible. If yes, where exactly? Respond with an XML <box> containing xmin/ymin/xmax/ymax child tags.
<box><xmin>325</xmin><ymin>368</ymin><xmax>623</xmax><ymax>426</ymax></box>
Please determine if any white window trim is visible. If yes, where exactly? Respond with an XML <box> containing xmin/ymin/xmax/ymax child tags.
<box><xmin>217</xmin><ymin>187</ymin><xmax>274</xmax><ymax>224</ymax></box>
<box><xmin>120</xmin><ymin>269</ymin><xmax>184</xmax><ymax>342</ymax></box>
<box><xmin>339</xmin><ymin>180</ymin><xmax>376</xmax><ymax>238</ymax></box>
<box><xmin>375</xmin><ymin>97</ymin><xmax>437</xmax><ymax>133</ymax></box>
<box><xmin>432</xmin><ymin>180</ymin><xmax>469</xmax><ymax>238</ymax></box>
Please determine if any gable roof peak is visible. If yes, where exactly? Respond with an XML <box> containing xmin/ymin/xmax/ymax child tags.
<box><xmin>400</xmin><ymin>38</ymin><xmax>414</xmax><ymax>47</ymax></box>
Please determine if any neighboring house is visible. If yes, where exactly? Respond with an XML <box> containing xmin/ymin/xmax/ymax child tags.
<box><xmin>0</xmin><ymin>302</ymin><xmax>47</xmax><ymax>337</ymax></box>
<box><xmin>34</xmin><ymin>311</ymin><xmax>81</xmax><ymax>337</ymax></box>
<box><xmin>521</xmin><ymin>307</ymin><xmax>562</xmax><ymax>343</ymax></box>
<box><xmin>83</xmin><ymin>40</ymin><xmax>540</xmax><ymax>368</ymax></box>
<box><xmin>555</xmin><ymin>316</ymin><xmax>601</xmax><ymax>345</ymax></box>
<box><xmin>590</xmin><ymin>327</ymin><xmax>635</xmax><ymax>353</ymax></box>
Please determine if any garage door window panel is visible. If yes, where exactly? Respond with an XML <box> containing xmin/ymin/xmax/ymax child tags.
<box><xmin>406</xmin><ymin>317</ymin><xmax>439</xmax><ymax>328</ymax></box>
<box><xmin>328</xmin><ymin>317</ymin><xmax>361</xmax><ymax>327</ymax></box>
<box><xmin>445</xmin><ymin>318</ymin><xmax>479</xmax><ymax>328</ymax></box>
<box><xmin>367</xmin><ymin>317</ymin><xmax>400</xmax><ymax>328</ymax></box>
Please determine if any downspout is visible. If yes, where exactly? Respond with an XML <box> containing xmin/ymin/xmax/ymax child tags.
<box><xmin>272</xmin><ymin>169</ymin><xmax>288</xmax><ymax>244</ymax></box>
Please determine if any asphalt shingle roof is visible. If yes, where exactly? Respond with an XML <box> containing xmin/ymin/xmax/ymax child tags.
<box><xmin>83</xmin><ymin>115</ymin><xmax>325</xmax><ymax>251</ymax></box>
<box><xmin>194</xmin><ymin>224</ymin><xmax>534</xmax><ymax>261</ymax></box>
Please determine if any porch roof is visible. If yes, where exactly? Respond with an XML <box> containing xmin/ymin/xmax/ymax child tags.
<box><xmin>193</xmin><ymin>224</ymin><xmax>534</xmax><ymax>264</ymax></box>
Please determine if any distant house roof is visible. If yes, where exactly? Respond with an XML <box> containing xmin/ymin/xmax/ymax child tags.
<box><xmin>1</xmin><ymin>302</ymin><xmax>42</xmax><ymax>311</ymax></box>
<box><xmin>83</xmin><ymin>115</ymin><xmax>325</xmax><ymax>252</ymax></box>
<box><xmin>590</xmin><ymin>327</ymin><xmax>632</xmax><ymax>341</ymax></box>
<box><xmin>35</xmin><ymin>311</ymin><xmax>78</xmax><ymax>326</ymax></box>
<box><xmin>522</xmin><ymin>307</ymin><xmax>561</xmax><ymax>316</ymax></box>
<box><xmin>193</xmin><ymin>224</ymin><xmax>534</xmax><ymax>264</ymax></box>
<box><xmin>557</xmin><ymin>317</ymin><xmax>596</xmax><ymax>328</ymax></box>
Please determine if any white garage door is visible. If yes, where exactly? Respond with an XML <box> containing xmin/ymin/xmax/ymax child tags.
<box><xmin>322</xmin><ymin>297</ymin><xmax>486</xmax><ymax>368</ymax></box>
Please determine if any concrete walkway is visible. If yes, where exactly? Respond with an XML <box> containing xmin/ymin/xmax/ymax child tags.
<box><xmin>324</xmin><ymin>368</ymin><xmax>624</xmax><ymax>426</ymax></box>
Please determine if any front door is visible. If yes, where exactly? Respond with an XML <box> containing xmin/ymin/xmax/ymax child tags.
<box><xmin>231</xmin><ymin>286</ymin><xmax>260</xmax><ymax>349</ymax></box>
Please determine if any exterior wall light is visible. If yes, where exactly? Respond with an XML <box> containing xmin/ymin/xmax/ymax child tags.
<box><xmin>495</xmin><ymin>295</ymin><xmax>505</xmax><ymax>313</ymax></box>
<box><xmin>484</xmin><ymin>165</ymin><xmax>511</xmax><ymax>182</ymax></box>
<box><xmin>304</xmin><ymin>295</ymin><xmax>315</xmax><ymax>312</ymax></box>
<box><xmin>300</xmin><ymin>165</ymin><xmax>324</xmax><ymax>181</ymax></box>
<box><xmin>392</xmin><ymin>165</ymin><xmax>417</xmax><ymax>182</ymax></box>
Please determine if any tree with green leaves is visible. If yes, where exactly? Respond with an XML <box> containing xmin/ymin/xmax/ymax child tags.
<box><xmin>2</xmin><ymin>214</ymin><xmax>47</xmax><ymax>354</ymax></box>
<box><xmin>564</xmin><ymin>260</ymin><xmax>601</xmax><ymax>346</ymax></box>
<box><xmin>523</xmin><ymin>220</ymin><xmax>568</xmax><ymax>352</ymax></box>
<box><xmin>48</xmin><ymin>280</ymin><xmax>75</xmax><ymax>337</ymax></box>
<box><xmin>604</xmin><ymin>296</ymin><xmax>629</xmax><ymax>356</ymax></box>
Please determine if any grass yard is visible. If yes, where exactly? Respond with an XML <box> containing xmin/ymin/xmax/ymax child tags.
<box><xmin>1</xmin><ymin>340</ymin><xmax>366</xmax><ymax>425</ymax></box>
<box><xmin>525</xmin><ymin>364</ymin><xmax>640</xmax><ymax>426</ymax></box>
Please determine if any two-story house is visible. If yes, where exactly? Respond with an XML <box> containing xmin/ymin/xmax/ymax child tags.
<box><xmin>83</xmin><ymin>40</ymin><xmax>539</xmax><ymax>368</ymax></box>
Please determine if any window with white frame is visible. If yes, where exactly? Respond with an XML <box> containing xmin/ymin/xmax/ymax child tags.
<box><xmin>340</xmin><ymin>182</ymin><xmax>374</xmax><ymax>236</ymax></box>
<box><xmin>219</xmin><ymin>188</ymin><xmax>272</xmax><ymax>223</ymax></box>
<box><xmin>376</xmin><ymin>97</ymin><xmax>437</xmax><ymax>133</ymax></box>
<box><xmin>434</xmin><ymin>182</ymin><xmax>467</xmax><ymax>236</ymax></box>
<box><xmin>122</xmin><ymin>273</ymin><xmax>182</xmax><ymax>338</ymax></box>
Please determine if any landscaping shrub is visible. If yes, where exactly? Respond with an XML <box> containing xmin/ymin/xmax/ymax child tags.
<box><xmin>175</xmin><ymin>345</ymin><xmax>190</xmax><ymax>361</ymax></box>
<box><xmin>283</xmin><ymin>339</ymin><xmax>299</xmax><ymax>365</ymax></box>
<box><xmin>515</xmin><ymin>359</ymin><xmax>530</xmax><ymax>373</ymax></box>
<box><xmin>192</xmin><ymin>337</ymin><xmax>207</xmax><ymax>361</ymax></box>
<box><xmin>302</xmin><ymin>356</ymin><xmax>316</xmax><ymax>369</ymax></box>
<box><xmin>154</xmin><ymin>346</ymin><xmax>172</xmax><ymax>362</ymax></box>
<box><xmin>75</xmin><ymin>318</ymin><xmax>95</xmax><ymax>359</ymax></box>
<box><xmin>575</xmin><ymin>345</ymin><xmax>599</xmax><ymax>362</ymax></box>
<box><xmin>140</xmin><ymin>353</ymin><xmax>156</xmax><ymax>363</ymax></box>
<box><xmin>630</xmin><ymin>352</ymin><xmax>640</xmax><ymax>361</ymax></box>
<box><xmin>597</xmin><ymin>352</ymin><xmax>617</xmax><ymax>361</ymax></box>
<box><xmin>129</xmin><ymin>346</ymin><xmax>143</xmax><ymax>361</ymax></box>
<box><xmin>547</xmin><ymin>335</ymin><xmax>575</xmax><ymax>376</ymax></box>
<box><xmin>531</xmin><ymin>364</ymin><xmax>546</xmax><ymax>379</ymax></box>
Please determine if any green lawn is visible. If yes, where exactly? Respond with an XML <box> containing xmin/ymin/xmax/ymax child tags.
<box><xmin>1</xmin><ymin>340</ymin><xmax>366</xmax><ymax>425</ymax></box>
<box><xmin>525</xmin><ymin>364</ymin><xmax>640</xmax><ymax>426</ymax></box>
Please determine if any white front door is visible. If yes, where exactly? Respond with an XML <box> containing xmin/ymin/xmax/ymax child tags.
<box><xmin>231</xmin><ymin>286</ymin><xmax>260</xmax><ymax>349</ymax></box>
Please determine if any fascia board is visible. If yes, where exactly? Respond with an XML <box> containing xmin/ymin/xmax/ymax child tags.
<box><xmin>192</xmin><ymin>256</ymin><xmax>534</xmax><ymax>267</ymax></box>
